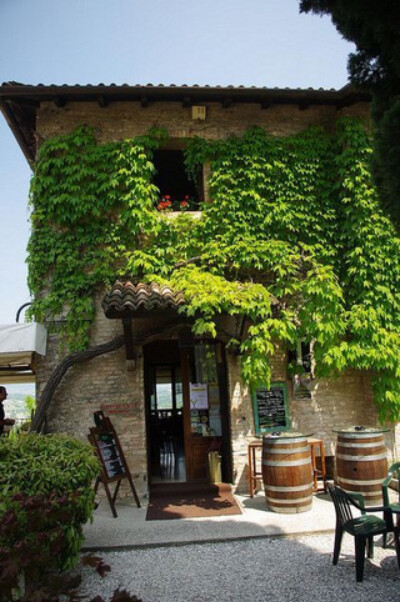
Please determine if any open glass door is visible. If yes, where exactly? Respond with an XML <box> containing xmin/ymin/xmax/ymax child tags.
<box><xmin>182</xmin><ymin>341</ymin><xmax>227</xmax><ymax>482</ymax></box>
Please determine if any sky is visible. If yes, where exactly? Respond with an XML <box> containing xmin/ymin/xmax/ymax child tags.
<box><xmin>0</xmin><ymin>0</ymin><xmax>355</xmax><ymax>328</ymax></box>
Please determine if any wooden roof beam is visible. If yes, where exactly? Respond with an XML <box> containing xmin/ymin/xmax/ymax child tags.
<box><xmin>54</xmin><ymin>96</ymin><xmax>66</xmax><ymax>108</ymax></box>
<box><xmin>122</xmin><ymin>319</ymin><xmax>135</xmax><ymax>360</ymax></box>
<box><xmin>97</xmin><ymin>95</ymin><xmax>109</xmax><ymax>108</ymax></box>
<box><xmin>299</xmin><ymin>100</ymin><xmax>312</xmax><ymax>111</ymax></box>
<box><xmin>336</xmin><ymin>94</ymin><xmax>361</xmax><ymax>110</ymax></box>
<box><xmin>261</xmin><ymin>97</ymin><xmax>274</xmax><ymax>110</ymax></box>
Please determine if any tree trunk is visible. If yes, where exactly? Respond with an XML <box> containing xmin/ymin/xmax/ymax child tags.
<box><xmin>31</xmin><ymin>335</ymin><xmax>125</xmax><ymax>432</ymax></box>
<box><xmin>31</xmin><ymin>319</ymin><xmax>187</xmax><ymax>433</ymax></box>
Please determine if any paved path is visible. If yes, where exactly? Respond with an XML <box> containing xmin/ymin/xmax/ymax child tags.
<box><xmin>82</xmin><ymin>492</ymin><xmax>336</xmax><ymax>550</ymax></box>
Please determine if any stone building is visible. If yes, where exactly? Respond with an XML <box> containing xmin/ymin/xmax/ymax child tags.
<box><xmin>1</xmin><ymin>82</ymin><xmax>396</xmax><ymax>499</ymax></box>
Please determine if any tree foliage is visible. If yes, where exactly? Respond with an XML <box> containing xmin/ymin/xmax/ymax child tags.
<box><xmin>300</xmin><ymin>1</ymin><xmax>400</xmax><ymax>89</ymax></box>
<box><xmin>27</xmin><ymin>120</ymin><xmax>400</xmax><ymax>421</ymax></box>
<box><xmin>300</xmin><ymin>0</ymin><xmax>400</xmax><ymax>224</ymax></box>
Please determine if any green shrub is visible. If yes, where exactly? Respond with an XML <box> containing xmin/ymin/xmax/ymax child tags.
<box><xmin>0</xmin><ymin>433</ymin><xmax>100</xmax><ymax>573</ymax></box>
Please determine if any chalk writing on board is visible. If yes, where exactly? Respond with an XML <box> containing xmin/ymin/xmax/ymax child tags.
<box><xmin>253</xmin><ymin>383</ymin><xmax>289</xmax><ymax>433</ymax></box>
<box><xmin>88</xmin><ymin>412</ymin><xmax>141</xmax><ymax>518</ymax></box>
<box><xmin>97</xmin><ymin>436</ymin><xmax>126</xmax><ymax>478</ymax></box>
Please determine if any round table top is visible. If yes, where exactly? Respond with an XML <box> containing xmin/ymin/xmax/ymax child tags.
<box><xmin>262</xmin><ymin>431</ymin><xmax>313</xmax><ymax>439</ymax></box>
<box><xmin>333</xmin><ymin>426</ymin><xmax>389</xmax><ymax>434</ymax></box>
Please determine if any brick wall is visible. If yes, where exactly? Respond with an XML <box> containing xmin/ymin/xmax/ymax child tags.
<box><xmin>36</xmin><ymin>295</ymin><xmax>148</xmax><ymax>498</ymax></box>
<box><xmin>34</xmin><ymin>97</ymin><xmax>398</xmax><ymax>499</ymax></box>
<box><xmin>227</xmin><ymin>348</ymin><xmax>397</xmax><ymax>493</ymax></box>
<box><xmin>36</xmin><ymin>100</ymin><xmax>370</xmax><ymax>148</ymax></box>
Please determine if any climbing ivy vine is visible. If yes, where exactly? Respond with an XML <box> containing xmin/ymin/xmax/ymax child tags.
<box><xmin>27</xmin><ymin>118</ymin><xmax>400</xmax><ymax>422</ymax></box>
<box><xmin>28</xmin><ymin>126</ymin><xmax>164</xmax><ymax>348</ymax></box>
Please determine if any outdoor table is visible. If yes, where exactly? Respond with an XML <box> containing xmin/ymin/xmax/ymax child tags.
<box><xmin>262</xmin><ymin>431</ymin><xmax>314</xmax><ymax>513</ymax></box>
<box><xmin>308</xmin><ymin>437</ymin><xmax>327</xmax><ymax>493</ymax></box>
<box><xmin>333</xmin><ymin>426</ymin><xmax>389</xmax><ymax>504</ymax></box>
<box><xmin>248</xmin><ymin>435</ymin><xmax>327</xmax><ymax>497</ymax></box>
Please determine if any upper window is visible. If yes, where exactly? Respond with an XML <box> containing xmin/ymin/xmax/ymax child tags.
<box><xmin>288</xmin><ymin>341</ymin><xmax>312</xmax><ymax>376</ymax></box>
<box><xmin>153</xmin><ymin>150</ymin><xmax>203</xmax><ymax>211</ymax></box>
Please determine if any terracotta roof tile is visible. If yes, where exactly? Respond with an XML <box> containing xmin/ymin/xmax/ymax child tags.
<box><xmin>1</xmin><ymin>81</ymin><xmax>346</xmax><ymax>93</ymax></box>
<box><xmin>102</xmin><ymin>281</ymin><xmax>185</xmax><ymax>317</ymax></box>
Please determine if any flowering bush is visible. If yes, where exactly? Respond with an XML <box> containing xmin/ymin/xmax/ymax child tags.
<box><xmin>156</xmin><ymin>194</ymin><xmax>195</xmax><ymax>211</ymax></box>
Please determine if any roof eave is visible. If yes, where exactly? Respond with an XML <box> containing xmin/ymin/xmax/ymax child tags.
<box><xmin>0</xmin><ymin>82</ymin><xmax>371</xmax><ymax>166</ymax></box>
<box><xmin>0</xmin><ymin>98</ymin><xmax>35</xmax><ymax>166</ymax></box>
<box><xmin>0</xmin><ymin>82</ymin><xmax>369</xmax><ymax>104</ymax></box>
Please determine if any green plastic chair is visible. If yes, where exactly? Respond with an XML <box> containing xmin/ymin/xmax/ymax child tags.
<box><xmin>327</xmin><ymin>483</ymin><xmax>392</xmax><ymax>581</ymax></box>
<box><xmin>382</xmin><ymin>462</ymin><xmax>400</xmax><ymax>551</ymax></box>
<box><xmin>382</xmin><ymin>462</ymin><xmax>400</xmax><ymax>508</ymax></box>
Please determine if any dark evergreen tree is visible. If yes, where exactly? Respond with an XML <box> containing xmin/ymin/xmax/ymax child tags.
<box><xmin>300</xmin><ymin>0</ymin><xmax>400</xmax><ymax>223</ymax></box>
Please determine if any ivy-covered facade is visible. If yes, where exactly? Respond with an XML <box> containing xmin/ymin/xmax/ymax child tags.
<box><xmin>1</xmin><ymin>82</ymin><xmax>399</xmax><ymax>495</ymax></box>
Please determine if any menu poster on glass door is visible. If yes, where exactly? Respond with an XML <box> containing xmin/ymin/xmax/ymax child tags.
<box><xmin>189</xmin><ymin>383</ymin><xmax>209</xmax><ymax>409</ymax></box>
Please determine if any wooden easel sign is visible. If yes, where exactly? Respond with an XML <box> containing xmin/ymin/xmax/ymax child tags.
<box><xmin>88</xmin><ymin>411</ymin><xmax>141</xmax><ymax>518</ymax></box>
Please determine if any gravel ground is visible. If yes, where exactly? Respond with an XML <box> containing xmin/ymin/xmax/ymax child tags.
<box><xmin>77</xmin><ymin>534</ymin><xmax>400</xmax><ymax>602</ymax></box>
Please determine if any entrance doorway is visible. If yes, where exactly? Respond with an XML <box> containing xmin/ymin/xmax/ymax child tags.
<box><xmin>144</xmin><ymin>339</ymin><xmax>232</xmax><ymax>485</ymax></box>
<box><xmin>147</xmin><ymin>361</ymin><xmax>186</xmax><ymax>482</ymax></box>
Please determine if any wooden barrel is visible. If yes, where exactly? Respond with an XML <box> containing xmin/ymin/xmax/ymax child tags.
<box><xmin>262</xmin><ymin>434</ymin><xmax>313</xmax><ymax>513</ymax></box>
<box><xmin>335</xmin><ymin>430</ymin><xmax>388</xmax><ymax>505</ymax></box>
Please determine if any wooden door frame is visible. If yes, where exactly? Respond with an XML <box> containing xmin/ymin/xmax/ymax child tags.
<box><xmin>215</xmin><ymin>341</ymin><xmax>233</xmax><ymax>483</ymax></box>
<box><xmin>180</xmin><ymin>345</ymin><xmax>193</xmax><ymax>480</ymax></box>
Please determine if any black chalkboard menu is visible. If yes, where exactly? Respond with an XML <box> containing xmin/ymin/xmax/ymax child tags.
<box><xmin>252</xmin><ymin>382</ymin><xmax>290</xmax><ymax>434</ymax></box>
<box><xmin>97</xmin><ymin>433</ymin><xmax>126</xmax><ymax>478</ymax></box>
<box><xmin>88</xmin><ymin>412</ymin><xmax>140</xmax><ymax>517</ymax></box>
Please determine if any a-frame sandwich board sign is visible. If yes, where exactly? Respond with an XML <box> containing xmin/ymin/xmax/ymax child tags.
<box><xmin>88</xmin><ymin>411</ymin><xmax>141</xmax><ymax>518</ymax></box>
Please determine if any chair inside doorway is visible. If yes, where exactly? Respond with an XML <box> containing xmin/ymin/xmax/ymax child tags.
<box><xmin>148</xmin><ymin>364</ymin><xmax>186</xmax><ymax>482</ymax></box>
